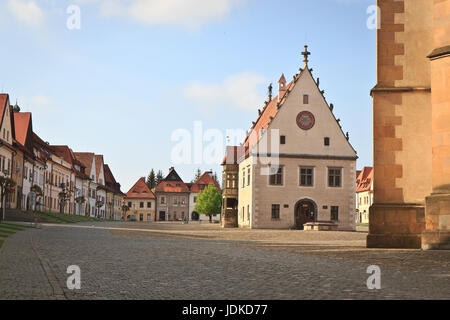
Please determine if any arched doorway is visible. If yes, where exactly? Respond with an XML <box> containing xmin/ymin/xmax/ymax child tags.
<box><xmin>294</xmin><ymin>199</ymin><xmax>317</xmax><ymax>230</ymax></box>
<box><xmin>191</xmin><ymin>211</ymin><xmax>200</xmax><ymax>221</ymax></box>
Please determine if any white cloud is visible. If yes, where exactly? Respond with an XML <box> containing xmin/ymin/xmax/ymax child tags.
<box><xmin>20</xmin><ymin>95</ymin><xmax>56</xmax><ymax>113</ymax></box>
<box><xmin>7</xmin><ymin>0</ymin><xmax>45</xmax><ymax>27</ymax></box>
<box><xmin>76</xmin><ymin>0</ymin><xmax>247</xmax><ymax>29</ymax></box>
<box><xmin>184</xmin><ymin>72</ymin><xmax>267</xmax><ymax>114</ymax></box>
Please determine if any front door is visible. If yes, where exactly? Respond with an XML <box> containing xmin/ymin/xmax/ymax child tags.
<box><xmin>295</xmin><ymin>200</ymin><xmax>316</xmax><ymax>229</ymax></box>
<box><xmin>159</xmin><ymin>211</ymin><xmax>166</xmax><ymax>221</ymax></box>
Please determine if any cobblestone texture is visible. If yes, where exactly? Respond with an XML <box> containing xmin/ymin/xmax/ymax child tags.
<box><xmin>0</xmin><ymin>222</ymin><xmax>449</xmax><ymax>300</ymax></box>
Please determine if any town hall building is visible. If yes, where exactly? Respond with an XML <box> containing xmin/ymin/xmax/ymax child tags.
<box><xmin>223</xmin><ymin>47</ymin><xmax>358</xmax><ymax>230</ymax></box>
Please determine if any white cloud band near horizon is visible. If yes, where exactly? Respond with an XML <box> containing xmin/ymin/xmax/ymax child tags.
<box><xmin>76</xmin><ymin>0</ymin><xmax>248</xmax><ymax>29</ymax></box>
<box><xmin>184</xmin><ymin>72</ymin><xmax>267</xmax><ymax>114</ymax></box>
<box><xmin>7</xmin><ymin>0</ymin><xmax>45</xmax><ymax>27</ymax></box>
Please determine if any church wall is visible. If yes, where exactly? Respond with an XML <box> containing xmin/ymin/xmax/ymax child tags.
<box><xmin>369</xmin><ymin>0</ymin><xmax>434</xmax><ymax>248</ymax></box>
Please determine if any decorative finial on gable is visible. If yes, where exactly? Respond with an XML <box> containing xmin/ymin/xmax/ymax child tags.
<box><xmin>268</xmin><ymin>83</ymin><xmax>273</xmax><ymax>102</ymax></box>
<box><xmin>301</xmin><ymin>45</ymin><xmax>311</xmax><ymax>68</ymax></box>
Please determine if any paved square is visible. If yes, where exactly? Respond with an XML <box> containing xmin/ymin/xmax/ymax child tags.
<box><xmin>0</xmin><ymin>222</ymin><xmax>449</xmax><ymax>300</ymax></box>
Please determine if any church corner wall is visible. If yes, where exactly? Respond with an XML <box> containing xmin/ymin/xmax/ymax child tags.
<box><xmin>369</xmin><ymin>0</ymin><xmax>434</xmax><ymax>249</ymax></box>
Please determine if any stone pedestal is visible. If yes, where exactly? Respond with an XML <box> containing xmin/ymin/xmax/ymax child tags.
<box><xmin>422</xmin><ymin>194</ymin><xmax>450</xmax><ymax>250</ymax></box>
<box><xmin>367</xmin><ymin>203</ymin><xmax>425</xmax><ymax>249</ymax></box>
<box><xmin>303</xmin><ymin>221</ymin><xmax>338</xmax><ymax>231</ymax></box>
<box><xmin>221</xmin><ymin>209</ymin><xmax>238</xmax><ymax>228</ymax></box>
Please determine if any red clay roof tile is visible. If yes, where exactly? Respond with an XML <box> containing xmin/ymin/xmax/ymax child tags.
<box><xmin>125</xmin><ymin>178</ymin><xmax>155</xmax><ymax>199</ymax></box>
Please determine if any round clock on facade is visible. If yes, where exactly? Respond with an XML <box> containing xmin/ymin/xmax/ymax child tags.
<box><xmin>296</xmin><ymin>111</ymin><xmax>315</xmax><ymax>130</ymax></box>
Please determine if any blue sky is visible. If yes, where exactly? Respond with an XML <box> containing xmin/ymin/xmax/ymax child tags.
<box><xmin>0</xmin><ymin>0</ymin><xmax>376</xmax><ymax>191</ymax></box>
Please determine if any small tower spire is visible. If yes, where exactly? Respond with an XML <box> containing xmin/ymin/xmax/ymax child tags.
<box><xmin>278</xmin><ymin>74</ymin><xmax>287</xmax><ymax>103</ymax></box>
<box><xmin>301</xmin><ymin>45</ymin><xmax>311</xmax><ymax>68</ymax></box>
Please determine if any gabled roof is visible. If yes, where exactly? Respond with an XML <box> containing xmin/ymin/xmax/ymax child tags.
<box><xmin>74</xmin><ymin>152</ymin><xmax>95</xmax><ymax>179</ymax></box>
<box><xmin>190</xmin><ymin>171</ymin><xmax>221</xmax><ymax>193</ymax></box>
<box><xmin>51</xmin><ymin>145</ymin><xmax>74</xmax><ymax>165</ymax></box>
<box><xmin>0</xmin><ymin>94</ymin><xmax>9</xmax><ymax>128</ymax></box>
<box><xmin>356</xmin><ymin>167</ymin><xmax>374</xmax><ymax>193</ymax></box>
<box><xmin>32</xmin><ymin>131</ymin><xmax>51</xmax><ymax>161</ymax></box>
<box><xmin>104</xmin><ymin>164</ymin><xmax>123</xmax><ymax>194</ymax></box>
<box><xmin>104</xmin><ymin>164</ymin><xmax>117</xmax><ymax>185</ymax></box>
<box><xmin>13</xmin><ymin>112</ymin><xmax>32</xmax><ymax>148</ymax></box>
<box><xmin>242</xmin><ymin>79</ymin><xmax>295</xmax><ymax>157</ymax></box>
<box><xmin>95</xmin><ymin>154</ymin><xmax>104</xmax><ymax>182</ymax></box>
<box><xmin>231</xmin><ymin>51</ymin><xmax>357</xmax><ymax>162</ymax></box>
<box><xmin>0</xmin><ymin>94</ymin><xmax>16</xmax><ymax>146</ymax></box>
<box><xmin>155</xmin><ymin>167</ymin><xmax>190</xmax><ymax>193</ymax></box>
<box><xmin>125</xmin><ymin>178</ymin><xmax>155</xmax><ymax>199</ymax></box>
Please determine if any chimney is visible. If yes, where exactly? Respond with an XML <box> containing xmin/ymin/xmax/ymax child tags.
<box><xmin>278</xmin><ymin>74</ymin><xmax>287</xmax><ymax>103</ymax></box>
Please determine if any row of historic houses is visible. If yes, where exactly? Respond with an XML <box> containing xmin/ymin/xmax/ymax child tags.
<box><xmin>0</xmin><ymin>93</ymin><xmax>124</xmax><ymax>220</ymax></box>
<box><xmin>124</xmin><ymin>169</ymin><xmax>221</xmax><ymax>222</ymax></box>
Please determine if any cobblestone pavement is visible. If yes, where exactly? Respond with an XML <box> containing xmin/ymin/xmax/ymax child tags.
<box><xmin>0</xmin><ymin>222</ymin><xmax>449</xmax><ymax>300</ymax></box>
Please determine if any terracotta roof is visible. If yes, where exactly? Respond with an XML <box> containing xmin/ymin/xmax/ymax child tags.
<box><xmin>242</xmin><ymin>79</ymin><xmax>295</xmax><ymax>158</ymax></box>
<box><xmin>125</xmin><ymin>178</ymin><xmax>155</xmax><ymax>199</ymax></box>
<box><xmin>356</xmin><ymin>167</ymin><xmax>373</xmax><ymax>193</ymax></box>
<box><xmin>51</xmin><ymin>145</ymin><xmax>74</xmax><ymax>165</ymax></box>
<box><xmin>221</xmin><ymin>78</ymin><xmax>292</xmax><ymax>164</ymax></box>
<box><xmin>95</xmin><ymin>154</ymin><xmax>104</xmax><ymax>182</ymax></box>
<box><xmin>13</xmin><ymin>112</ymin><xmax>31</xmax><ymax>148</ymax></box>
<box><xmin>0</xmin><ymin>94</ymin><xmax>8</xmax><ymax>127</ymax></box>
<box><xmin>32</xmin><ymin>132</ymin><xmax>51</xmax><ymax>161</ymax></box>
<box><xmin>155</xmin><ymin>168</ymin><xmax>190</xmax><ymax>193</ymax></box>
<box><xmin>233</xmin><ymin>58</ymin><xmax>357</xmax><ymax>162</ymax></box>
<box><xmin>190</xmin><ymin>171</ymin><xmax>221</xmax><ymax>193</ymax></box>
<box><xmin>104</xmin><ymin>164</ymin><xmax>123</xmax><ymax>194</ymax></box>
<box><xmin>104</xmin><ymin>164</ymin><xmax>117</xmax><ymax>185</ymax></box>
<box><xmin>74</xmin><ymin>152</ymin><xmax>95</xmax><ymax>179</ymax></box>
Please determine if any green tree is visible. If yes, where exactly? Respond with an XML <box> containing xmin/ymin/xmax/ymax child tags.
<box><xmin>0</xmin><ymin>177</ymin><xmax>16</xmax><ymax>221</ymax></box>
<box><xmin>146</xmin><ymin>169</ymin><xmax>156</xmax><ymax>190</ymax></box>
<box><xmin>192</xmin><ymin>168</ymin><xmax>202</xmax><ymax>183</ymax></box>
<box><xmin>156</xmin><ymin>170</ymin><xmax>164</xmax><ymax>186</ymax></box>
<box><xmin>194</xmin><ymin>184</ymin><xmax>221</xmax><ymax>223</ymax></box>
